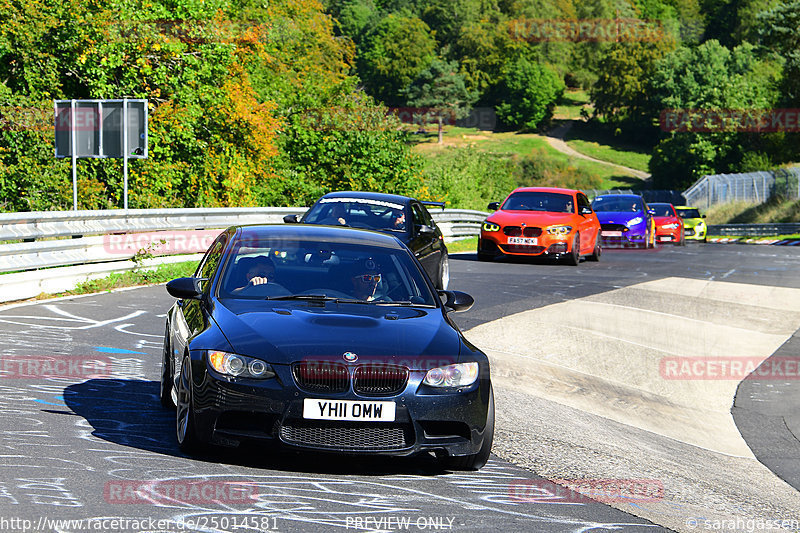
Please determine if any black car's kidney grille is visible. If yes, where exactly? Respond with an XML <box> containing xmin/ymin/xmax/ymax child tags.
<box><xmin>353</xmin><ymin>364</ymin><xmax>408</xmax><ymax>396</ymax></box>
<box><xmin>280</xmin><ymin>420</ymin><xmax>409</xmax><ymax>450</ymax></box>
<box><xmin>293</xmin><ymin>362</ymin><xmax>349</xmax><ymax>393</ymax></box>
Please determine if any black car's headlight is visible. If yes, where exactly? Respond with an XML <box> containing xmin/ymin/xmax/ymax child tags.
<box><xmin>207</xmin><ymin>351</ymin><xmax>275</xmax><ymax>379</ymax></box>
<box><xmin>423</xmin><ymin>362</ymin><xmax>479</xmax><ymax>387</ymax></box>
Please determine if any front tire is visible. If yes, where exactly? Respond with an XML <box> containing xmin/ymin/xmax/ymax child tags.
<box><xmin>159</xmin><ymin>325</ymin><xmax>174</xmax><ymax>408</ymax></box>
<box><xmin>476</xmin><ymin>240</ymin><xmax>493</xmax><ymax>262</ymax></box>
<box><xmin>440</xmin><ymin>385</ymin><xmax>494</xmax><ymax>471</ymax></box>
<box><xmin>176</xmin><ymin>356</ymin><xmax>201</xmax><ymax>453</ymax></box>
<box><xmin>564</xmin><ymin>233</ymin><xmax>580</xmax><ymax>265</ymax></box>
<box><xmin>437</xmin><ymin>253</ymin><xmax>450</xmax><ymax>290</ymax></box>
<box><xmin>587</xmin><ymin>238</ymin><xmax>601</xmax><ymax>261</ymax></box>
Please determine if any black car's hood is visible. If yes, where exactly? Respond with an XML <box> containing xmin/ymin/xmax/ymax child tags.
<box><xmin>213</xmin><ymin>299</ymin><xmax>462</xmax><ymax>368</ymax></box>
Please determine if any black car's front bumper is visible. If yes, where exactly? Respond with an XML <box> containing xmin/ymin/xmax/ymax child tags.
<box><xmin>188</xmin><ymin>354</ymin><xmax>492</xmax><ymax>458</ymax></box>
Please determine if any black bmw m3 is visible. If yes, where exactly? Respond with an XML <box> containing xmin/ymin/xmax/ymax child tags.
<box><xmin>161</xmin><ymin>224</ymin><xmax>494</xmax><ymax>470</ymax></box>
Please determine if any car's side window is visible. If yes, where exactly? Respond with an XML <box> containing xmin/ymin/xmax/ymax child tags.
<box><xmin>577</xmin><ymin>193</ymin><xmax>591</xmax><ymax>211</ymax></box>
<box><xmin>411</xmin><ymin>204</ymin><xmax>426</xmax><ymax>232</ymax></box>
<box><xmin>197</xmin><ymin>235</ymin><xmax>227</xmax><ymax>291</ymax></box>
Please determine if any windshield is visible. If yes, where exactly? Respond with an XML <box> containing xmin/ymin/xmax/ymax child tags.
<box><xmin>591</xmin><ymin>196</ymin><xmax>645</xmax><ymax>213</ymax></box>
<box><xmin>217</xmin><ymin>237</ymin><xmax>436</xmax><ymax>306</ymax></box>
<box><xmin>677</xmin><ymin>208</ymin><xmax>701</xmax><ymax>218</ymax></box>
<box><xmin>649</xmin><ymin>204</ymin><xmax>675</xmax><ymax>217</ymax></box>
<box><xmin>501</xmin><ymin>192</ymin><xmax>574</xmax><ymax>213</ymax></box>
<box><xmin>303</xmin><ymin>198</ymin><xmax>407</xmax><ymax>232</ymax></box>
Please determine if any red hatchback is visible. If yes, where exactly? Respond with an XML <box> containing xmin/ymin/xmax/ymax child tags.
<box><xmin>649</xmin><ymin>203</ymin><xmax>685</xmax><ymax>246</ymax></box>
<box><xmin>477</xmin><ymin>187</ymin><xmax>601</xmax><ymax>265</ymax></box>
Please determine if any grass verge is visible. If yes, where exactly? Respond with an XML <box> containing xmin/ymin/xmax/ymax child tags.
<box><xmin>34</xmin><ymin>260</ymin><xmax>199</xmax><ymax>301</ymax></box>
<box><xmin>447</xmin><ymin>236</ymin><xmax>478</xmax><ymax>254</ymax></box>
<box><xmin>563</xmin><ymin>121</ymin><xmax>652</xmax><ymax>173</ymax></box>
<box><xmin>705</xmin><ymin>197</ymin><xmax>800</xmax><ymax>225</ymax></box>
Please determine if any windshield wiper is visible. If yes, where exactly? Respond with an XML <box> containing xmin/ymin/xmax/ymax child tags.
<box><xmin>266</xmin><ymin>294</ymin><xmax>370</xmax><ymax>304</ymax></box>
<box><xmin>267</xmin><ymin>294</ymin><xmax>337</xmax><ymax>301</ymax></box>
<box><xmin>373</xmin><ymin>300</ymin><xmax>434</xmax><ymax>307</ymax></box>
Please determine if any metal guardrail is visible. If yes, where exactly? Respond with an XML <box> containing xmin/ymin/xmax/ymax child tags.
<box><xmin>707</xmin><ymin>223</ymin><xmax>800</xmax><ymax>236</ymax></box>
<box><xmin>0</xmin><ymin>207</ymin><xmax>488</xmax><ymax>275</ymax></box>
<box><xmin>0</xmin><ymin>208</ymin><xmax>490</xmax><ymax>303</ymax></box>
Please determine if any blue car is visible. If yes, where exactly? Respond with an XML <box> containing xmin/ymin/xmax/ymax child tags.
<box><xmin>591</xmin><ymin>194</ymin><xmax>656</xmax><ymax>248</ymax></box>
<box><xmin>161</xmin><ymin>224</ymin><xmax>494</xmax><ymax>470</ymax></box>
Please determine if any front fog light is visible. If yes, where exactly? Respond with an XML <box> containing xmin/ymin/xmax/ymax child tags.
<box><xmin>423</xmin><ymin>362</ymin><xmax>479</xmax><ymax>388</ymax></box>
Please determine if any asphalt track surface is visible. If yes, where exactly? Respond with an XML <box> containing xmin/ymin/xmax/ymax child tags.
<box><xmin>0</xmin><ymin>242</ymin><xmax>798</xmax><ymax>533</ymax></box>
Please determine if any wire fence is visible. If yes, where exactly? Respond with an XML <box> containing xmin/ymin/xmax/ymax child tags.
<box><xmin>683</xmin><ymin>168</ymin><xmax>800</xmax><ymax>210</ymax></box>
<box><xmin>585</xmin><ymin>189</ymin><xmax>686</xmax><ymax>205</ymax></box>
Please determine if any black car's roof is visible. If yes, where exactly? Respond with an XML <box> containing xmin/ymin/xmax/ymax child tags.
<box><xmin>318</xmin><ymin>191</ymin><xmax>413</xmax><ymax>205</ymax></box>
<box><xmin>233</xmin><ymin>224</ymin><xmax>407</xmax><ymax>250</ymax></box>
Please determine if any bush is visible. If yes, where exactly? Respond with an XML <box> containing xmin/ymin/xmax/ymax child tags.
<box><xmin>423</xmin><ymin>148</ymin><xmax>517</xmax><ymax>210</ymax></box>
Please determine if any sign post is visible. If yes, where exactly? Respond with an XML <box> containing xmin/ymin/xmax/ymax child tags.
<box><xmin>54</xmin><ymin>99</ymin><xmax>148</xmax><ymax>210</ymax></box>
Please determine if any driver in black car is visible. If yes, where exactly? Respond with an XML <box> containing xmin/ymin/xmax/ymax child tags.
<box><xmin>233</xmin><ymin>256</ymin><xmax>277</xmax><ymax>293</ymax></box>
<box><xmin>318</xmin><ymin>203</ymin><xmax>348</xmax><ymax>226</ymax></box>
<box><xmin>348</xmin><ymin>259</ymin><xmax>387</xmax><ymax>301</ymax></box>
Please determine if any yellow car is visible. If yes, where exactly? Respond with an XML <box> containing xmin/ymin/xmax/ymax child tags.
<box><xmin>675</xmin><ymin>206</ymin><xmax>707</xmax><ymax>242</ymax></box>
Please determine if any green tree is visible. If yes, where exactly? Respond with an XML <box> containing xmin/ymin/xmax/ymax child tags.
<box><xmin>757</xmin><ymin>0</ymin><xmax>800</xmax><ymax>102</ymax></box>
<box><xmin>647</xmin><ymin>40</ymin><xmax>782</xmax><ymax>187</ymax></box>
<box><xmin>358</xmin><ymin>14</ymin><xmax>437</xmax><ymax>105</ymax></box>
<box><xmin>404</xmin><ymin>58</ymin><xmax>477</xmax><ymax>143</ymax></box>
<box><xmin>495</xmin><ymin>56</ymin><xmax>565</xmax><ymax>131</ymax></box>
<box><xmin>591</xmin><ymin>38</ymin><xmax>677</xmax><ymax>123</ymax></box>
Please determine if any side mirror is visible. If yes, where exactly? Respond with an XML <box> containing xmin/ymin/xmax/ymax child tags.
<box><xmin>166</xmin><ymin>277</ymin><xmax>203</xmax><ymax>300</ymax></box>
<box><xmin>417</xmin><ymin>224</ymin><xmax>435</xmax><ymax>235</ymax></box>
<box><xmin>487</xmin><ymin>202</ymin><xmax>500</xmax><ymax>211</ymax></box>
<box><xmin>579</xmin><ymin>206</ymin><xmax>592</xmax><ymax>215</ymax></box>
<box><xmin>702</xmin><ymin>215</ymin><xmax>706</xmax><ymax>218</ymax></box>
<box><xmin>283</xmin><ymin>214</ymin><xmax>299</xmax><ymax>223</ymax></box>
<box><xmin>438</xmin><ymin>290</ymin><xmax>474</xmax><ymax>312</ymax></box>
<box><xmin>647</xmin><ymin>209</ymin><xmax>656</xmax><ymax>215</ymax></box>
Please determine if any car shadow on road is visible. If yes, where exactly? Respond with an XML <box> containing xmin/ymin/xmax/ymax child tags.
<box><xmin>63</xmin><ymin>378</ymin><xmax>447</xmax><ymax>476</ymax></box>
<box><xmin>451</xmin><ymin>252</ymin><xmax>584</xmax><ymax>265</ymax></box>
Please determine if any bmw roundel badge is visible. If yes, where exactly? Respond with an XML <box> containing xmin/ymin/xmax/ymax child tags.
<box><xmin>343</xmin><ymin>352</ymin><xmax>358</xmax><ymax>362</ymax></box>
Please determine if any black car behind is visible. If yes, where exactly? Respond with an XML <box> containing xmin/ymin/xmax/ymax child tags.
<box><xmin>284</xmin><ymin>191</ymin><xmax>450</xmax><ymax>290</ymax></box>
